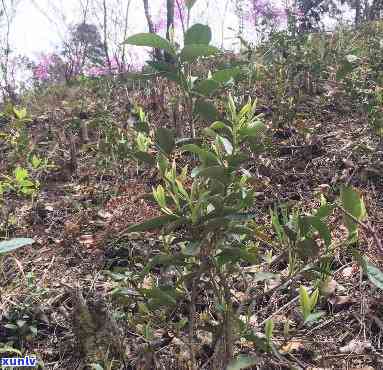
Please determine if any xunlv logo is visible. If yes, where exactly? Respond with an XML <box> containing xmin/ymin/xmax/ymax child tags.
<box><xmin>1</xmin><ymin>356</ymin><xmax>37</xmax><ymax>367</ymax></box>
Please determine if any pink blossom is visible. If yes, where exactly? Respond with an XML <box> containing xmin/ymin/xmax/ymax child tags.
<box><xmin>33</xmin><ymin>54</ymin><xmax>57</xmax><ymax>81</ymax></box>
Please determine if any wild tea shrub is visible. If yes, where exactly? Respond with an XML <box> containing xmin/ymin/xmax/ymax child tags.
<box><xmin>127</xmin><ymin>96</ymin><xmax>267</xmax><ymax>367</ymax></box>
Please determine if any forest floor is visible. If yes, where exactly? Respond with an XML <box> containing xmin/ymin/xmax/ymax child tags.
<box><xmin>1</xmin><ymin>91</ymin><xmax>383</xmax><ymax>369</ymax></box>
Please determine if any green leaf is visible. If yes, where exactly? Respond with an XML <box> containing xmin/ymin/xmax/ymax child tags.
<box><xmin>199</xmin><ymin>150</ymin><xmax>220</xmax><ymax>166</ymax></box>
<box><xmin>365</xmin><ymin>260</ymin><xmax>383</xmax><ymax>290</ymax></box>
<box><xmin>184</xmin><ymin>24</ymin><xmax>212</xmax><ymax>45</ymax></box>
<box><xmin>315</xmin><ymin>203</ymin><xmax>335</xmax><ymax>219</ymax></box>
<box><xmin>147</xmin><ymin>61</ymin><xmax>180</xmax><ymax>83</ymax></box>
<box><xmin>127</xmin><ymin>215</ymin><xmax>179</xmax><ymax>233</ymax></box>
<box><xmin>265</xmin><ymin>319</ymin><xmax>274</xmax><ymax>341</ymax></box>
<box><xmin>134</xmin><ymin>151</ymin><xmax>155</xmax><ymax>165</ymax></box>
<box><xmin>157</xmin><ymin>153</ymin><xmax>169</xmax><ymax>176</ymax></box>
<box><xmin>143</xmin><ymin>253</ymin><xmax>186</xmax><ymax>275</ymax></box>
<box><xmin>175</xmin><ymin>137</ymin><xmax>202</xmax><ymax>147</ymax></box>
<box><xmin>309</xmin><ymin>288</ymin><xmax>319</xmax><ymax>311</ymax></box>
<box><xmin>340</xmin><ymin>186</ymin><xmax>367</xmax><ymax>238</ymax></box>
<box><xmin>212</xmin><ymin>68</ymin><xmax>241</xmax><ymax>83</ymax></box>
<box><xmin>208</xmin><ymin>180</ymin><xmax>226</xmax><ymax>194</ymax></box>
<box><xmin>14</xmin><ymin>167</ymin><xmax>28</xmax><ymax>182</ymax></box>
<box><xmin>210</xmin><ymin>121</ymin><xmax>232</xmax><ymax>134</ymax></box>
<box><xmin>0</xmin><ymin>238</ymin><xmax>34</xmax><ymax>255</ymax></box>
<box><xmin>227</xmin><ymin>153</ymin><xmax>248</xmax><ymax>167</ymax></box>
<box><xmin>227</xmin><ymin>355</ymin><xmax>259</xmax><ymax>370</ymax></box>
<box><xmin>270</xmin><ymin>208</ymin><xmax>284</xmax><ymax>242</ymax></box>
<box><xmin>182</xmin><ymin>143</ymin><xmax>203</xmax><ymax>155</ymax></box>
<box><xmin>124</xmin><ymin>33</ymin><xmax>174</xmax><ymax>54</ymax></box>
<box><xmin>217</xmin><ymin>247</ymin><xmax>258</xmax><ymax>265</ymax></box>
<box><xmin>180</xmin><ymin>44</ymin><xmax>219</xmax><ymax>62</ymax></box>
<box><xmin>336</xmin><ymin>59</ymin><xmax>355</xmax><ymax>80</ymax></box>
<box><xmin>307</xmin><ymin>216</ymin><xmax>332</xmax><ymax>247</ymax></box>
<box><xmin>147</xmin><ymin>61</ymin><xmax>177</xmax><ymax>73</ymax></box>
<box><xmin>238</xmin><ymin>122</ymin><xmax>266</xmax><ymax>139</ymax></box>
<box><xmin>193</xmin><ymin>165</ymin><xmax>226</xmax><ymax>180</ymax></box>
<box><xmin>181</xmin><ymin>144</ymin><xmax>219</xmax><ymax>167</ymax></box>
<box><xmin>299</xmin><ymin>286</ymin><xmax>311</xmax><ymax>319</ymax></box>
<box><xmin>155</xmin><ymin>128</ymin><xmax>175</xmax><ymax>154</ymax></box>
<box><xmin>193</xmin><ymin>79</ymin><xmax>220</xmax><ymax>96</ymax></box>
<box><xmin>195</xmin><ymin>99</ymin><xmax>219</xmax><ymax>122</ymax></box>
<box><xmin>13</xmin><ymin>107</ymin><xmax>27</xmax><ymax>120</ymax></box>
<box><xmin>142</xmin><ymin>286</ymin><xmax>178</xmax><ymax>307</ymax></box>
<box><xmin>304</xmin><ymin>311</ymin><xmax>325</xmax><ymax>324</ymax></box>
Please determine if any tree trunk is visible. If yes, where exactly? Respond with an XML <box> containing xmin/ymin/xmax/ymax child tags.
<box><xmin>175</xmin><ymin>0</ymin><xmax>186</xmax><ymax>36</ymax></box>
<box><xmin>363</xmin><ymin>0</ymin><xmax>370</xmax><ymax>21</ymax></box>
<box><xmin>355</xmin><ymin>0</ymin><xmax>361</xmax><ymax>25</ymax></box>
<box><xmin>102</xmin><ymin>0</ymin><xmax>112</xmax><ymax>72</ymax></box>
<box><xmin>142</xmin><ymin>0</ymin><xmax>162</xmax><ymax>60</ymax></box>
<box><xmin>165</xmin><ymin>0</ymin><xmax>175</xmax><ymax>63</ymax></box>
<box><xmin>69</xmin><ymin>286</ymin><xmax>125</xmax><ymax>365</ymax></box>
<box><xmin>121</xmin><ymin>0</ymin><xmax>132</xmax><ymax>71</ymax></box>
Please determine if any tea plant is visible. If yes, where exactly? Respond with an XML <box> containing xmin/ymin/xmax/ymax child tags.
<box><xmin>125</xmin><ymin>22</ymin><xmax>241</xmax><ymax>137</ymax></box>
<box><xmin>91</xmin><ymin>105</ymin><xmax>151</xmax><ymax>173</ymax></box>
<box><xmin>117</xmin><ymin>83</ymin><xmax>383</xmax><ymax>365</ymax></box>
<box><xmin>0</xmin><ymin>166</ymin><xmax>39</xmax><ymax>199</ymax></box>
<box><xmin>0</xmin><ymin>106</ymin><xmax>32</xmax><ymax>161</ymax></box>
<box><xmin>126</xmin><ymin>96</ymin><xmax>267</xmax><ymax>367</ymax></box>
<box><xmin>367</xmin><ymin>86</ymin><xmax>383</xmax><ymax>136</ymax></box>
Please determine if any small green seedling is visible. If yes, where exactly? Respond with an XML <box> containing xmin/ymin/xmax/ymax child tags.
<box><xmin>299</xmin><ymin>286</ymin><xmax>324</xmax><ymax>324</ymax></box>
<box><xmin>264</xmin><ymin>318</ymin><xmax>274</xmax><ymax>350</ymax></box>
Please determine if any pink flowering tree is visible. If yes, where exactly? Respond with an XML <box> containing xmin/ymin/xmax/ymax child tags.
<box><xmin>32</xmin><ymin>54</ymin><xmax>69</xmax><ymax>84</ymax></box>
<box><xmin>241</xmin><ymin>0</ymin><xmax>289</xmax><ymax>39</ymax></box>
<box><xmin>33</xmin><ymin>51</ymin><xmax>144</xmax><ymax>84</ymax></box>
<box><xmin>235</xmin><ymin>0</ymin><xmax>307</xmax><ymax>41</ymax></box>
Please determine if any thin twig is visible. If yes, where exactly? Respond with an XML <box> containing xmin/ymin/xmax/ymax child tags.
<box><xmin>189</xmin><ymin>278</ymin><xmax>197</xmax><ymax>370</ymax></box>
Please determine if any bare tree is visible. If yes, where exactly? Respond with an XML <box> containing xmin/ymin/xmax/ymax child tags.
<box><xmin>102</xmin><ymin>0</ymin><xmax>112</xmax><ymax>71</ymax></box>
<box><xmin>80</xmin><ymin>0</ymin><xmax>91</xmax><ymax>23</ymax></box>
<box><xmin>86</xmin><ymin>0</ymin><xmax>136</xmax><ymax>72</ymax></box>
<box><xmin>0</xmin><ymin>0</ymin><xmax>20</xmax><ymax>102</ymax></box>
<box><xmin>121</xmin><ymin>0</ymin><xmax>132</xmax><ymax>70</ymax></box>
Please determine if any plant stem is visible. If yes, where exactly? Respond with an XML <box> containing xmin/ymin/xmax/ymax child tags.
<box><xmin>217</xmin><ymin>270</ymin><xmax>233</xmax><ymax>364</ymax></box>
<box><xmin>189</xmin><ymin>277</ymin><xmax>197</xmax><ymax>370</ymax></box>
